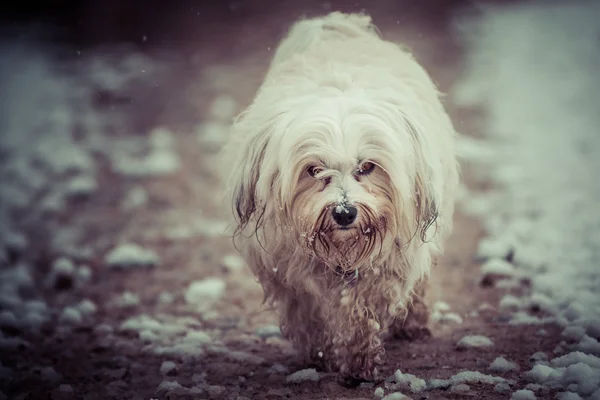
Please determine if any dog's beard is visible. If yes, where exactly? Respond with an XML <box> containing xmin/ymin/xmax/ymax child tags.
<box><xmin>303</xmin><ymin>203</ymin><xmax>387</xmax><ymax>271</ymax></box>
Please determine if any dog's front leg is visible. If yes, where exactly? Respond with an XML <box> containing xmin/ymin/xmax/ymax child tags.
<box><xmin>277</xmin><ymin>290</ymin><xmax>327</xmax><ymax>367</ymax></box>
<box><xmin>389</xmin><ymin>280</ymin><xmax>431</xmax><ymax>340</ymax></box>
<box><xmin>326</xmin><ymin>297</ymin><xmax>385</xmax><ymax>386</ymax></box>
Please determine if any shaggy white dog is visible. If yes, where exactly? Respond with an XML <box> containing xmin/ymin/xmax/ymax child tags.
<box><xmin>221</xmin><ymin>12</ymin><xmax>459</xmax><ymax>386</ymax></box>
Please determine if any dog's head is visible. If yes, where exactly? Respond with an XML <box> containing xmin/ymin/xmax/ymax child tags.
<box><xmin>227</xmin><ymin>89</ymin><xmax>441</xmax><ymax>271</ymax></box>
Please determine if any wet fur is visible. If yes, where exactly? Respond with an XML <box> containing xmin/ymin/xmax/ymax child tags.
<box><xmin>221</xmin><ymin>12</ymin><xmax>459</xmax><ymax>383</ymax></box>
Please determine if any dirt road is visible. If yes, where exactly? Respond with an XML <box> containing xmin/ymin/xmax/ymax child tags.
<box><xmin>0</xmin><ymin>1</ymin><xmax>563</xmax><ymax>399</ymax></box>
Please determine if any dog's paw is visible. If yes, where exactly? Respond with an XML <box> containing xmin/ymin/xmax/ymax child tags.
<box><xmin>393</xmin><ymin>326</ymin><xmax>432</xmax><ymax>341</ymax></box>
<box><xmin>337</xmin><ymin>375</ymin><xmax>371</xmax><ymax>388</ymax></box>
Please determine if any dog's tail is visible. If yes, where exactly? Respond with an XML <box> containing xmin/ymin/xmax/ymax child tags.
<box><xmin>270</xmin><ymin>12</ymin><xmax>379</xmax><ymax>68</ymax></box>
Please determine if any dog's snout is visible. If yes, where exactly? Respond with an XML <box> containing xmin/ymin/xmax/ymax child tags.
<box><xmin>332</xmin><ymin>204</ymin><xmax>358</xmax><ymax>226</ymax></box>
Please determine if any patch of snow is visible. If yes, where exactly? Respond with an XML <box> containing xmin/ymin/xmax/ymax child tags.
<box><xmin>433</xmin><ymin>301</ymin><xmax>451</xmax><ymax>313</ymax></box>
<box><xmin>105</xmin><ymin>243</ymin><xmax>158</xmax><ymax>269</ymax></box>
<box><xmin>45</xmin><ymin>257</ymin><xmax>76</xmax><ymax>289</ymax></box>
<box><xmin>494</xmin><ymin>382</ymin><xmax>512</xmax><ymax>394</ymax></box>
<box><xmin>476</xmin><ymin>238</ymin><xmax>513</xmax><ymax>260</ymax></box>
<box><xmin>481</xmin><ymin>258</ymin><xmax>517</xmax><ymax>281</ymax></box>
<box><xmin>562</xmin><ymin>327</ymin><xmax>587</xmax><ymax>343</ymax></box>
<box><xmin>121</xmin><ymin>186</ymin><xmax>148</xmax><ymax>211</ymax></box>
<box><xmin>525</xmin><ymin>364</ymin><xmax>564</xmax><ymax>384</ymax></box>
<box><xmin>556</xmin><ymin>393</ymin><xmax>583</xmax><ymax>400</ymax></box>
<box><xmin>221</xmin><ymin>254</ymin><xmax>245</xmax><ymax>272</ymax></box>
<box><xmin>552</xmin><ymin>352</ymin><xmax>600</xmax><ymax>369</ymax></box>
<box><xmin>530</xmin><ymin>352</ymin><xmax>548</xmax><ymax>363</ymax></box>
<box><xmin>59</xmin><ymin>307</ymin><xmax>82</xmax><ymax>325</ymax></box>
<box><xmin>113</xmin><ymin>149</ymin><xmax>181</xmax><ymax>177</ymax></box>
<box><xmin>381</xmin><ymin>393</ymin><xmax>409</xmax><ymax>400</ymax></box>
<box><xmin>0</xmin><ymin>311</ymin><xmax>17</xmax><ymax>329</ymax></box>
<box><xmin>456</xmin><ymin>335</ymin><xmax>494</xmax><ymax>350</ymax></box>
<box><xmin>511</xmin><ymin>389</ymin><xmax>536</xmax><ymax>400</ymax></box>
<box><xmin>196</xmin><ymin>122</ymin><xmax>228</xmax><ymax>149</ymax></box>
<box><xmin>209</xmin><ymin>94</ymin><xmax>238</xmax><ymax>121</ymax></box>
<box><xmin>267</xmin><ymin>364</ymin><xmax>289</xmax><ymax>375</ymax></box>
<box><xmin>76</xmin><ymin>299</ymin><xmax>97</xmax><ymax>316</ymax></box>
<box><xmin>286</xmin><ymin>368</ymin><xmax>320</xmax><ymax>383</ymax></box>
<box><xmin>0</xmin><ymin>333</ymin><xmax>30</xmax><ymax>351</ymax></box>
<box><xmin>112</xmin><ymin>291</ymin><xmax>141</xmax><ymax>308</ymax></box>
<box><xmin>374</xmin><ymin>387</ymin><xmax>385</xmax><ymax>398</ymax></box>
<box><xmin>457</xmin><ymin>0</ymin><xmax>600</xmax><ymax>394</ymax></box>
<box><xmin>39</xmin><ymin>366</ymin><xmax>61</xmax><ymax>383</ymax></box>
<box><xmin>158</xmin><ymin>291</ymin><xmax>174</xmax><ymax>305</ymax></box>
<box><xmin>437</xmin><ymin>312</ymin><xmax>463</xmax><ymax>324</ymax></box>
<box><xmin>77</xmin><ymin>265</ymin><xmax>92</xmax><ymax>285</ymax></box>
<box><xmin>560</xmin><ymin>362</ymin><xmax>600</xmax><ymax>396</ymax></box>
<box><xmin>159</xmin><ymin>361</ymin><xmax>177</xmax><ymax>376</ymax></box>
<box><xmin>573</xmin><ymin>335</ymin><xmax>600</xmax><ymax>356</ymax></box>
<box><xmin>255</xmin><ymin>325</ymin><xmax>282</xmax><ymax>339</ymax></box>
<box><xmin>509</xmin><ymin>311</ymin><xmax>554</xmax><ymax>326</ymax></box>
<box><xmin>489</xmin><ymin>356</ymin><xmax>520</xmax><ymax>373</ymax></box>
<box><xmin>386</xmin><ymin>369</ymin><xmax>426</xmax><ymax>393</ymax></box>
<box><xmin>184</xmin><ymin>278</ymin><xmax>226</xmax><ymax>308</ymax></box>
<box><xmin>450</xmin><ymin>383</ymin><xmax>471</xmax><ymax>393</ymax></box>
<box><xmin>64</xmin><ymin>175</ymin><xmax>97</xmax><ymax>199</ymax></box>
<box><xmin>428</xmin><ymin>370</ymin><xmax>508</xmax><ymax>389</ymax></box>
<box><xmin>57</xmin><ymin>384</ymin><xmax>74</xmax><ymax>394</ymax></box>
<box><xmin>156</xmin><ymin>380</ymin><xmax>204</xmax><ymax>396</ymax></box>
<box><xmin>499</xmin><ymin>294</ymin><xmax>523</xmax><ymax>311</ymax></box>
<box><xmin>149</xmin><ymin>128</ymin><xmax>174</xmax><ymax>149</ymax></box>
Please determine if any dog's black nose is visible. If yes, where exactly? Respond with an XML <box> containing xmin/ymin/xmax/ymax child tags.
<box><xmin>332</xmin><ymin>204</ymin><xmax>357</xmax><ymax>226</ymax></box>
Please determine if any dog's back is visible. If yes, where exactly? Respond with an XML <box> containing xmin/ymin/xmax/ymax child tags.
<box><xmin>270</xmin><ymin>12</ymin><xmax>379</xmax><ymax>69</ymax></box>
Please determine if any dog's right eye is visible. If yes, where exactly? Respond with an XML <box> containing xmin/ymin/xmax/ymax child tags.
<box><xmin>307</xmin><ymin>166</ymin><xmax>323</xmax><ymax>177</ymax></box>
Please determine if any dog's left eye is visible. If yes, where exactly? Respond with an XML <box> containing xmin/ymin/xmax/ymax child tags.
<box><xmin>357</xmin><ymin>161</ymin><xmax>375</xmax><ymax>175</ymax></box>
<box><xmin>307</xmin><ymin>166</ymin><xmax>324</xmax><ymax>177</ymax></box>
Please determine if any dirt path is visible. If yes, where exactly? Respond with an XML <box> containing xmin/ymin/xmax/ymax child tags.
<box><xmin>0</xmin><ymin>2</ymin><xmax>563</xmax><ymax>399</ymax></box>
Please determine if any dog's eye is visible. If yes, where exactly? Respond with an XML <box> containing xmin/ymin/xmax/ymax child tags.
<box><xmin>307</xmin><ymin>166</ymin><xmax>324</xmax><ymax>177</ymax></box>
<box><xmin>357</xmin><ymin>161</ymin><xmax>375</xmax><ymax>175</ymax></box>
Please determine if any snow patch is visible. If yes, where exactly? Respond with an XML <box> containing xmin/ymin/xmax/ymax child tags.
<box><xmin>511</xmin><ymin>389</ymin><xmax>536</xmax><ymax>400</ymax></box>
<box><xmin>286</xmin><ymin>368</ymin><xmax>320</xmax><ymax>383</ymax></box>
<box><xmin>105</xmin><ymin>243</ymin><xmax>159</xmax><ymax>269</ymax></box>
<box><xmin>159</xmin><ymin>361</ymin><xmax>177</xmax><ymax>376</ymax></box>
<box><xmin>456</xmin><ymin>335</ymin><xmax>494</xmax><ymax>350</ymax></box>
<box><xmin>185</xmin><ymin>278</ymin><xmax>226</xmax><ymax>308</ymax></box>
<box><xmin>428</xmin><ymin>370</ymin><xmax>509</xmax><ymax>389</ymax></box>
<box><xmin>489</xmin><ymin>356</ymin><xmax>520</xmax><ymax>373</ymax></box>
<box><xmin>386</xmin><ymin>369</ymin><xmax>426</xmax><ymax>393</ymax></box>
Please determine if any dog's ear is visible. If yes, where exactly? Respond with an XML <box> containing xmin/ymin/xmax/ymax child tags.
<box><xmin>230</xmin><ymin>129</ymin><xmax>271</xmax><ymax>235</ymax></box>
<box><xmin>405</xmin><ymin>119</ymin><xmax>439</xmax><ymax>243</ymax></box>
<box><xmin>414</xmin><ymin>174</ymin><xmax>439</xmax><ymax>243</ymax></box>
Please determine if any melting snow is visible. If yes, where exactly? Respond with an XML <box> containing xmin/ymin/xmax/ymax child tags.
<box><xmin>456</xmin><ymin>0</ymin><xmax>600</xmax><ymax>340</ymax></box>
<box><xmin>105</xmin><ymin>243</ymin><xmax>159</xmax><ymax>269</ymax></box>
<box><xmin>386</xmin><ymin>369</ymin><xmax>426</xmax><ymax>393</ymax></box>
<box><xmin>489</xmin><ymin>357</ymin><xmax>520</xmax><ymax>373</ymax></box>
<box><xmin>185</xmin><ymin>278</ymin><xmax>226</xmax><ymax>308</ymax></box>
<box><xmin>286</xmin><ymin>368</ymin><xmax>320</xmax><ymax>383</ymax></box>
<box><xmin>456</xmin><ymin>335</ymin><xmax>494</xmax><ymax>350</ymax></box>
<box><xmin>512</xmin><ymin>389</ymin><xmax>536</xmax><ymax>400</ymax></box>
<box><xmin>428</xmin><ymin>370</ymin><xmax>509</xmax><ymax>390</ymax></box>
<box><xmin>159</xmin><ymin>361</ymin><xmax>177</xmax><ymax>376</ymax></box>
<box><xmin>457</xmin><ymin>1</ymin><xmax>600</xmax><ymax>396</ymax></box>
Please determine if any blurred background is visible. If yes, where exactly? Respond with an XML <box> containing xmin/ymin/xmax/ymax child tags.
<box><xmin>1</xmin><ymin>1</ymin><xmax>600</xmax><ymax>399</ymax></box>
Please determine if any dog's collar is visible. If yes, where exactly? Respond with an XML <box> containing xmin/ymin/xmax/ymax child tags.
<box><xmin>335</xmin><ymin>267</ymin><xmax>359</xmax><ymax>287</ymax></box>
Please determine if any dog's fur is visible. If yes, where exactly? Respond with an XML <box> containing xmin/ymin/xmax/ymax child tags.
<box><xmin>221</xmin><ymin>12</ymin><xmax>459</xmax><ymax>384</ymax></box>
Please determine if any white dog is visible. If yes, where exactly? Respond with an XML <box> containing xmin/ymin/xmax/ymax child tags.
<box><xmin>221</xmin><ymin>12</ymin><xmax>459</xmax><ymax>386</ymax></box>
